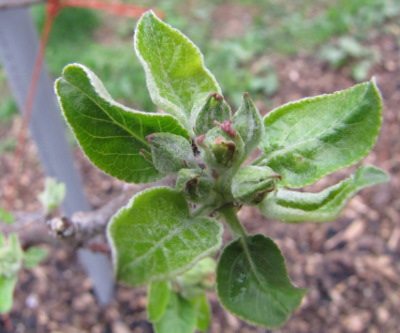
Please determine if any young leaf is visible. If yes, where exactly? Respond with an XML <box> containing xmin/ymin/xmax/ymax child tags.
<box><xmin>23</xmin><ymin>247</ymin><xmax>49</xmax><ymax>268</ymax></box>
<box><xmin>217</xmin><ymin>235</ymin><xmax>306</xmax><ymax>328</ymax></box>
<box><xmin>134</xmin><ymin>11</ymin><xmax>221</xmax><ymax>128</ymax></box>
<box><xmin>259</xmin><ymin>166</ymin><xmax>388</xmax><ymax>223</ymax></box>
<box><xmin>0</xmin><ymin>275</ymin><xmax>17</xmax><ymax>314</ymax></box>
<box><xmin>148</xmin><ymin>281</ymin><xmax>170</xmax><ymax>322</ymax></box>
<box><xmin>260</xmin><ymin>79</ymin><xmax>382</xmax><ymax>187</ymax></box>
<box><xmin>154</xmin><ymin>291</ymin><xmax>197</xmax><ymax>333</ymax></box>
<box><xmin>232</xmin><ymin>92</ymin><xmax>264</xmax><ymax>158</ymax></box>
<box><xmin>55</xmin><ymin>64</ymin><xmax>189</xmax><ymax>184</ymax></box>
<box><xmin>38</xmin><ymin>178</ymin><xmax>66</xmax><ymax>214</ymax></box>
<box><xmin>107</xmin><ymin>187</ymin><xmax>223</xmax><ymax>286</ymax></box>
<box><xmin>188</xmin><ymin>293</ymin><xmax>211</xmax><ymax>332</ymax></box>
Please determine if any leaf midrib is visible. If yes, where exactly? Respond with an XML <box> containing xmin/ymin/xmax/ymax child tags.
<box><xmin>263</xmin><ymin>85</ymin><xmax>371</xmax><ymax>163</ymax></box>
<box><xmin>238</xmin><ymin>237</ymin><xmax>291</xmax><ymax>316</ymax></box>
<box><xmin>66</xmin><ymin>75</ymin><xmax>150</xmax><ymax>148</ymax></box>
<box><xmin>146</xmin><ymin>19</ymin><xmax>187</xmax><ymax>117</ymax></box>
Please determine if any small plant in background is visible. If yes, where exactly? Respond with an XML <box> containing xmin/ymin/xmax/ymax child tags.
<box><xmin>54</xmin><ymin>11</ymin><xmax>388</xmax><ymax>331</ymax></box>
<box><xmin>0</xmin><ymin>178</ymin><xmax>64</xmax><ymax>316</ymax></box>
<box><xmin>319</xmin><ymin>36</ymin><xmax>380</xmax><ymax>82</ymax></box>
<box><xmin>38</xmin><ymin>177</ymin><xmax>66</xmax><ymax>215</ymax></box>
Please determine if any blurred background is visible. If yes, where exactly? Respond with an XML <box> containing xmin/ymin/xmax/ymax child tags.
<box><xmin>0</xmin><ymin>0</ymin><xmax>399</xmax><ymax>332</ymax></box>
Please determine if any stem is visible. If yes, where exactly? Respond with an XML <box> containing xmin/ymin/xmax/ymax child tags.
<box><xmin>220</xmin><ymin>205</ymin><xmax>247</xmax><ymax>238</ymax></box>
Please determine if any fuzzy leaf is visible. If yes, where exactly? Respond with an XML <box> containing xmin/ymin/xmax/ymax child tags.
<box><xmin>148</xmin><ymin>281</ymin><xmax>170</xmax><ymax>322</ymax></box>
<box><xmin>134</xmin><ymin>11</ymin><xmax>221</xmax><ymax>128</ymax></box>
<box><xmin>259</xmin><ymin>166</ymin><xmax>388</xmax><ymax>223</ymax></box>
<box><xmin>260</xmin><ymin>79</ymin><xmax>382</xmax><ymax>187</ymax></box>
<box><xmin>107</xmin><ymin>187</ymin><xmax>223</xmax><ymax>286</ymax></box>
<box><xmin>0</xmin><ymin>275</ymin><xmax>17</xmax><ymax>314</ymax></box>
<box><xmin>154</xmin><ymin>291</ymin><xmax>197</xmax><ymax>333</ymax></box>
<box><xmin>217</xmin><ymin>235</ymin><xmax>306</xmax><ymax>328</ymax></box>
<box><xmin>55</xmin><ymin>64</ymin><xmax>189</xmax><ymax>184</ymax></box>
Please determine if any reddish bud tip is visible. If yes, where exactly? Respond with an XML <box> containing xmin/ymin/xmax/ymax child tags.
<box><xmin>145</xmin><ymin>134</ymin><xmax>155</xmax><ymax>143</ymax></box>
<box><xmin>214</xmin><ymin>120</ymin><xmax>237</xmax><ymax>138</ymax></box>
<box><xmin>196</xmin><ymin>135</ymin><xmax>206</xmax><ymax>148</ymax></box>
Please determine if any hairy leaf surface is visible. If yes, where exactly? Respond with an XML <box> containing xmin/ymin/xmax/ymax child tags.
<box><xmin>134</xmin><ymin>11</ymin><xmax>221</xmax><ymax>128</ymax></box>
<box><xmin>56</xmin><ymin>64</ymin><xmax>189</xmax><ymax>183</ymax></box>
<box><xmin>217</xmin><ymin>235</ymin><xmax>306</xmax><ymax>328</ymax></box>
<box><xmin>108</xmin><ymin>187</ymin><xmax>223</xmax><ymax>286</ymax></box>
<box><xmin>259</xmin><ymin>166</ymin><xmax>388</xmax><ymax>223</ymax></box>
<box><xmin>261</xmin><ymin>80</ymin><xmax>382</xmax><ymax>187</ymax></box>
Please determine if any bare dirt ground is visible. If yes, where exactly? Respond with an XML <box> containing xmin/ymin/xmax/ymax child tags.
<box><xmin>1</xmin><ymin>8</ymin><xmax>400</xmax><ymax>333</ymax></box>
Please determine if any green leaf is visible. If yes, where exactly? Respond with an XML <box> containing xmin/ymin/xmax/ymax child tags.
<box><xmin>38</xmin><ymin>178</ymin><xmax>66</xmax><ymax>213</ymax></box>
<box><xmin>55</xmin><ymin>64</ymin><xmax>189</xmax><ymax>184</ymax></box>
<box><xmin>260</xmin><ymin>79</ymin><xmax>382</xmax><ymax>187</ymax></box>
<box><xmin>0</xmin><ymin>207</ymin><xmax>14</xmax><ymax>224</ymax></box>
<box><xmin>188</xmin><ymin>293</ymin><xmax>211</xmax><ymax>332</ymax></box>
<box><xmin>154</xmin><ymin>291</ymin><xmax>197</xmax><ymax>333</ymax></box>
<box><xmin>107</xmin><ymin>187</ymin><xmax>223</xmax><ymax>286</ymax></box>
<box><xmin>134</xmin><ymin>11</ymin><xmax>221</xmax><ymax>128</ymax></box>
<box><xmin>23</xmin><ymin>247</ymin><xmax>49</xmax><ymax>268</ymax></box>
<box><xmin>148</xmin><ymin>281</ymin><xmax>170</xmax><ymax>322</ymax></box>
<box><xmin>259</xmin><ymin>166</ymin><xmax>389</xmax><ymax>223</ymax></box>
<box><xmin>0</xmin><ymin>275</ymin><xmax>17</xmax><ymax>314</ymax></box>
<box><xmin>217</xmin><ymin>235</ymin><xmax>306</xmax><ymax>328</ymax></box>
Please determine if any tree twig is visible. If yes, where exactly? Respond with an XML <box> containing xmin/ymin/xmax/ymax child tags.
<box><xmin>1</xmin><ymin>178</ymin><xmax>175</xmax><ymax>247</ymax></box>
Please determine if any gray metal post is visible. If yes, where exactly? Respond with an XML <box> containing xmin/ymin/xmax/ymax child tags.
<box><xmin>0</xmin><ymin>6</ymin><xmax>114</xmax><ymax>305</ymax></box>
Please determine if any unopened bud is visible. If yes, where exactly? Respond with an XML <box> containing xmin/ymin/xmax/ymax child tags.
<box><xmin>211</xmin><ymin>137</ymin><xmax>236</xmax><ymax>167</ymax></box>
<box><xmin>176</xmin><ymin>169</ymin><xmax>215</xmax><ymax>203</ymax></box>
<box><xmin>192</xmin><ymin>92</ymin><xmax>231</xmax><ymax>136</ymax></box>
<box><xmin>231</xmin><ymin>166</ymin><xmax>281</xmax><ymax>205</ymax></box>
<box><xmin>232</xmin><ymin>92</ymin><xmax>264</xmax><ymax>157</ymax></box>
<box><xmin>146</xmin><ymin>133</ymin><xmax>196</xmax><ymax>174</ymax></box>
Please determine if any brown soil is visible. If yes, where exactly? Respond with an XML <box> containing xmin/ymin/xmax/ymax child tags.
<box><xmin>1</xmin><ymin>7</ymin><xmax>400</xmax><ymax>333</ymax></box>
